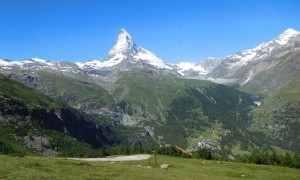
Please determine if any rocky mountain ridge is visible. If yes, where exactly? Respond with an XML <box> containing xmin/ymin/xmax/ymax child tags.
<box><xmin>175</xmin><ymin>28</ymin><xmax>300</xmax><ymax>85</ymax></box>
<box><xmin>1</xmin><ymin>28</ymin><xmax>299</xmax><ymax>89</ymax></box>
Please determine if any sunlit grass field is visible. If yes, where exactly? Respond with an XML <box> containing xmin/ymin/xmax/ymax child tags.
<box><xmin>1</xmin><ymin>155</ymin><xmax>300</xmax><ymax>179</ymax></box>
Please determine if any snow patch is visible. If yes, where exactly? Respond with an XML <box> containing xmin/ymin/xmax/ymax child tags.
<box><xmin>242</xmin><ymin>70</ymin><xmax>253</xmax><ymax>85</ymax></box>
<box><xmin>176</xmin><ymin>62</ymin><xmax>208</xmax><ymax>75</ymax></box>
<box><xmin>254</xmin><ymin>101</ymin><xmax>262</xmax><ymax>106</ymax></box>
<box><xmin>77</xmin><ymin>54</ymin><xmax>125</xmax><ymax>69</ymax></box>
<box><xmin>0</xmin><ymin>59</ymin><xmax>11</xmax><ymax>66</ymax></box>
<box><xmin>275</xmin><ymin>28</ymin><xmax>299</xmax><ymax>45</ymax></box>
<box><xmin>205</xmin><ymin>77</ymin><xmax>237</xmax><ymax>84</ymax></box>
<box><xmin>134</xmin><ymin>47</ymin><xmax>172</xmax><ymax>70</ymax></box>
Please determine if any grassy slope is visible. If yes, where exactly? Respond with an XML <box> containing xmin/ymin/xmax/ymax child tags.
<box><xmin>0</xmin><ymin>74</ymin><xmax>114</xmax><ymax>155</ymax></box>
<box><xmin>0</xmin><ymin>155</ymin><xmax>299</xmax><ymax>179</ymax></box>
<box><xmin>0</xmin><ymin>73</ymin><xmax>60</xmax><ymax>110</ymax></box>
<box><xmin>112</xmin><ymin>70</ymin><xmax>254</xmax><ymax>121</ymax></box>
<box><xmin>0</xmin><ymin>73</ymin><xmax>154</xmax><ymax>152</ymax></box>
<box><xmin>250</xmin><ymin>84</ymin><xmax>300</xmax><ymax>152</ymax></box>
<box><xmin>112</xmin><ymin>70</ymin><xmax>212</xmax><ymax>118</ymax></box>
<box><xmin>0</xmin><ymin>74</ymin><xmax>61</xmax><ymax>155</ymax></box>
<box><xmin>112</xmin><ymin>70</ymin><xmax>300</xmax><ymax>155</ymax></box>
<box><xmin>37</xmin><ymin>71</ymin><xmax>117</xmax><ymax>111</ymax></box>
<box><xmin>238</xmin><ymin>51</ymin><xmax>300</xmax><ymax>153</ymax></box>
<box><xmin>112</xmin><ymin>70</ymin><xmax>270</xmax><ymax>153</ymax></box>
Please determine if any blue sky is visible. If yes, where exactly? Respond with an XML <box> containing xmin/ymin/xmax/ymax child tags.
<box><xmin>0</xmin><ymin>0</ymin><xmax>300</xmax><ymax>63</ymax></box>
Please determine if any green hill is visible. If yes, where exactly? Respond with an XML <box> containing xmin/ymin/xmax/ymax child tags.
<box><xmin>111</xmin><ymin>69</ymin><xmax>264</xmax><ymax>154</ymax></box>
<box><xmin>2</xmin><ymin>66</ymin><xmax>299</xmax><ymax>156</ymax></box>
<box><xmin>0</xmin><ymin>74</ymin><xmax>148</xmax><ymax>156</ymax></box>
<box><xmin>250</xmin><ymin>84</ymin><xmax>300</xmax><ymax>152</ymax></box>
<box><xmin>10</xmin><ymin>70</ymin><xmax>118</xmax><ymax>114</ymax></box>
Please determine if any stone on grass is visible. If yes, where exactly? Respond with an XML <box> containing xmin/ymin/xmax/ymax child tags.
<box><xmin>160</xmin><ymin>164</ymin><xmax>169</xmax><ymax>169</ymax></box>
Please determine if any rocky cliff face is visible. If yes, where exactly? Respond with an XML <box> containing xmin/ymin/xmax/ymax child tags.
<box><xmin>0</xmin><ymin>96</ymin><xmax>111</xmax><ymax>148</ymax></box>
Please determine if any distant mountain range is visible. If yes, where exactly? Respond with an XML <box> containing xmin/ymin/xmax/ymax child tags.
<box><xmin>1</xmin><ymin>28</ymin><xmax>299</xmax><ymax>87</ymax></box>
<box><xmin>1</xmin><ymin>28</ymin><xmax>300</xmax><ymax>156</ymax></box>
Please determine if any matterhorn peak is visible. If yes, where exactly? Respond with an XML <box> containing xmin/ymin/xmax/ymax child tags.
<box><xmin>78</xmin><ymin>28</ymin><xmax>173</xmax><ymax>70</ymax></box>
<box><xmin>118</xmin><ymin>28</ymin><xmax>133</xmax><ymax>43</ymax></box>
<box><xmin>108</xmin><ymin>28</ymin><xmax>138</xmax><ymax>57</ymax></box>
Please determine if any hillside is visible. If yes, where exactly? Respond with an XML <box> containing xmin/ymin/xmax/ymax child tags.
<box><xmin>0</xmin><ymin>74</ymin><xmax>152</xmax><ymax>156</ymax></box>
<box><xmin>250</xmin><ymin>84</ymin><xmax>300</xmax><ymax>152</ymax></box>
<box><xmin>0</xmin><ymin>73</ymin><xmax>111</xmax><ymax>155</ymax></box>
<box><xmin>2</xmin><ymin>66</ymin><xmax>292</xmax><ymax>156</ymax></box>
<box><xmin>239</xmin><ymin>50</ymin><xmax>300</xmax><ymax>153</ymax></box>
<box><xmin>2</xmin><ymin>66</ymin><xmax>266</xmax><ymax>155</ymax></box>
<box><xmin>111</xmin><ymin>69</ymin><xmax>263</xmax><ymax>153</ymax></box>
<box><xmin>7</xmin><ymin>70</ymin><xmax>118</xmax><ymax>115</ymax></box>
<box><xmin>240</xmin><ymin>50</ymin><xmax>300</xmax><ymax>94</ymax></box>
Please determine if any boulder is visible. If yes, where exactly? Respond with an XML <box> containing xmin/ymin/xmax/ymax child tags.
<box><xmin>160</xmin><ymin>164</ymin><xmax>169</xmax><ymax>169</ymax></box>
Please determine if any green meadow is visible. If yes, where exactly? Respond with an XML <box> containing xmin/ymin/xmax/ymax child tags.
<box><xmin>1</xmin><ymin>155</ymin><xmax>299</xmax><ymax>179</ymax></box>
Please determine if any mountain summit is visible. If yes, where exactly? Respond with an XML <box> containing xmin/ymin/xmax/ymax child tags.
<box><xmin>275</xmin><ymin>28</ymin><xmax>299</xmax><ymax>45</ymax></box>
<box><xmin>108</xmin><ymin>29</ymin><xmax>138</xmax><ymax>58</ymax></box>
<box><xmin>78</xmin><ymin>29</ymin><xmax>172</xmax><ymax>70</ymax></box>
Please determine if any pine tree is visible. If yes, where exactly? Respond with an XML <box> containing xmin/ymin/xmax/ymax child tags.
<box><xmin>292</xmin><ymin>154</ymin><xmax>300</xmax><ymax>168</ymax></box>
<box><xmin>282</xmin><ymin>152</ymin><xmax>293</xmax><ymax>167</ymax></box>
<box><xmin>270</xmin><ymin>152</ymin><xmax>280</xmax><ymax>165</ymax></box>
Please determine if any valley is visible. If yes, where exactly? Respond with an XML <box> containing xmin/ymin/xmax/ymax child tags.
<box><xmin>0</xmin><ymin>28</ymin><xmax>300</xmax><ymax>159</ymax></box>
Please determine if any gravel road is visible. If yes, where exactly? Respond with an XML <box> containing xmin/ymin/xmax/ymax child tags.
<box><xmin>69</xmin><ymin>154</ymin><xmax>151</xmax><ymax>162</ymax></box>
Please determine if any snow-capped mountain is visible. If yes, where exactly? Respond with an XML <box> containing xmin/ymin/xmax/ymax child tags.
<box><xmin>0</xmin><ymin>57</ymin><xmax>83</xmax><ymax>75</ymax></box>
<box><xmin>215</xmin><ymin>28</ymin><xmax>300</xmax><ymax>70</ymax></box>
<box><xmin>173</xmin><ymin>57</ymin><xmax>221</xmax><ymax>79</ymax></box>
<box><xmin>175</xmin><ymin>28</ymin><xmax>300</xmax><ymax>84</ymax></box>
<box><xmin>0</xmin><ymin>58</ymin><xmax>49</xmax><ymax>69</ymax></box>
<box><xmin>174</xmin><ymin>62</ymin><xmax>208</xmax><ymax>76</ymax></box>
<box><xmin>1</xmin><ymin>28</ymin><xmax>299</xmax><ymax>87</ymax></box>
<box><xmin>0</xmin><ymin>58</ymin><xmax>22</xmax><ymax>67</ymax></box>
<box><xmin>0</xmin><ymin>29</ymin><xmax>173</xmax><ymax>74</ymax></box>
<box><xmin>77</xmin><ymin>29</ymin><xmax>172</xmax><ymax>71</ymax></box>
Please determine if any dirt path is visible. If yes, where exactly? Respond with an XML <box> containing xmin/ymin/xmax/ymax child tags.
<box><xmin>69</xmin><ymin>154</ymin><xmax>151</xmax><ymax>162</ymax></box>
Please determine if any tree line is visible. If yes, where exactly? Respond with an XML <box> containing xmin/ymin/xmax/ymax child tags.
<box><xmin>1</xmin><ymin>141</ymin><xmax>299</xmax><ymax>169</ymax></box>
<box><xmin>235</xmin><ymin>151</ymin><xmax>300</xmax><ymax>169</ymax></box>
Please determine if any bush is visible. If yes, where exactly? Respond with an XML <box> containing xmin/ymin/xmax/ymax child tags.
<box><xmin>193</xmin><ymin>148</ymin><xmax>213</xmax><ymax>160</ymax></box>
